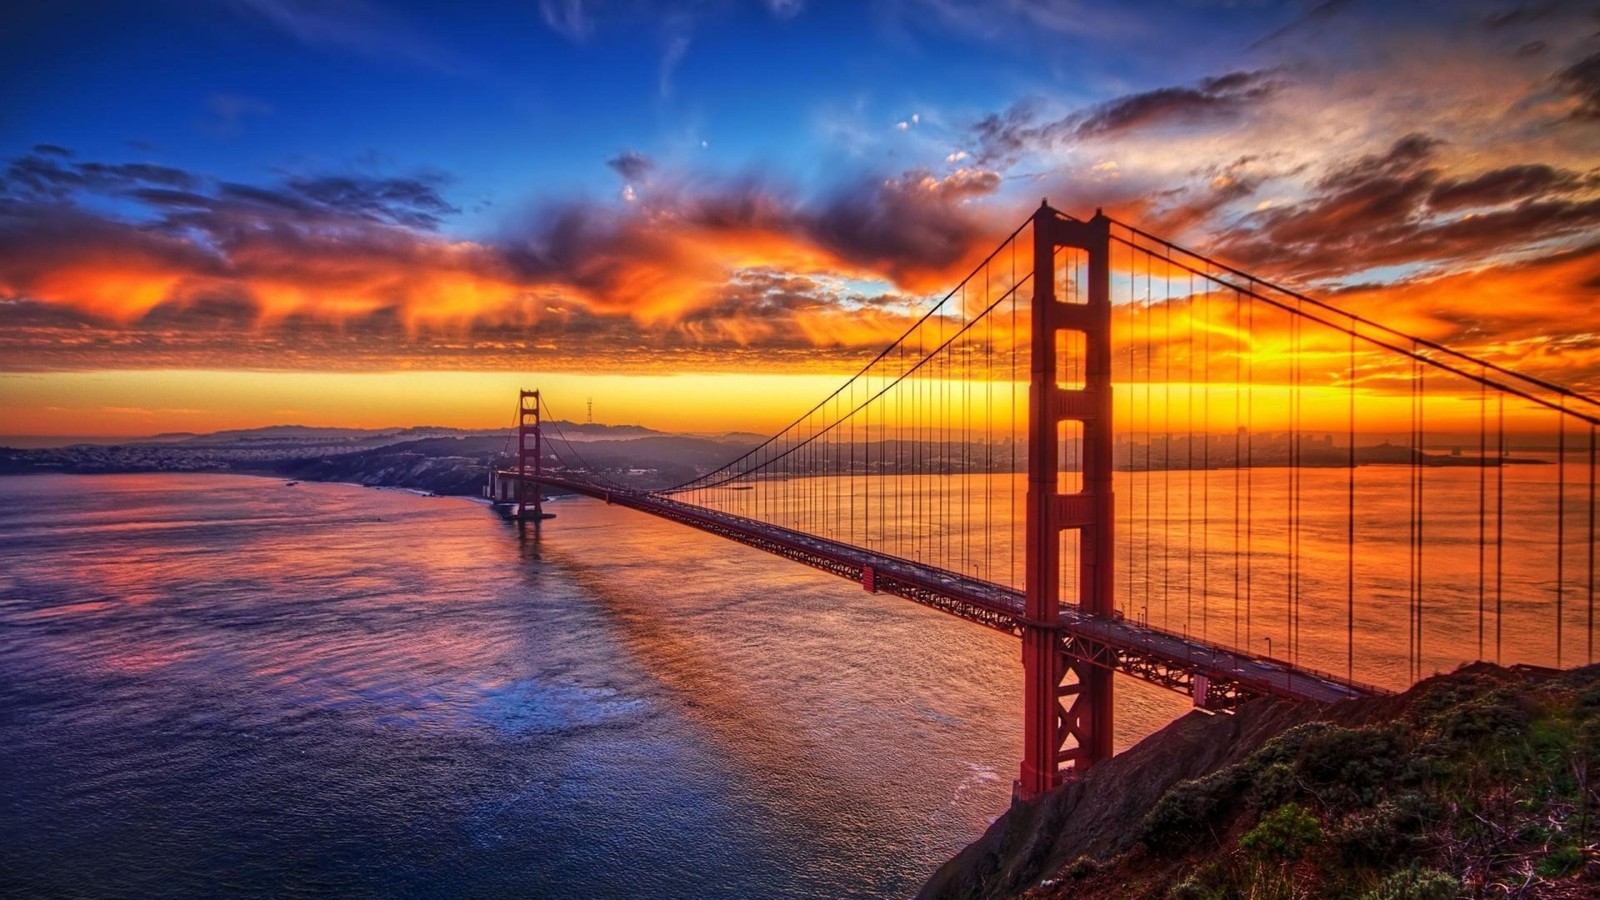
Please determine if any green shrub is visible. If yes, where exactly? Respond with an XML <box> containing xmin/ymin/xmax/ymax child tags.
<box><xmin>1062</xmin><ymin>854</ymin><xmax>1099</xmax><ymax>879</ymax></box>
<box><xmin>1248</xmin><ymin>760</ymin><xmax>1299</xmax><ymax>810</ymax></box>
<box><xmin>1413</xmin><ymin>674</ymin><xmax>1500</xmax><ymax>717</ymax></box>
<box><xmin>1390</xmin><ymin>791</ymin><xmax>1437</xmax><ymax>829</ymax></box>
<box><xmin>1256</xmin><ymin>722</ymin><xmax>1339</xmax><ymax>765</ymax></box>
<box><xmin>1356</xmin><ymin>864</ymin><xmax>1459</xmax><ymax>896</ymax></box>
<box><xmin>1536</xmin><ymin>844</ymin><xmax>1583</xmax><ymax>878</ymax></box>
<box><xmin>1141</xmin><ymin>775</ymin><xmax>1230</xmax><ymax>851</ymax></box>
<box><xmin>1360</xmin><ymin>866</ymin><xmax>1459</xmax><ymax>900</ymax></box>
<box><xmin>1335</xmin><ymin>802</ymin><xmax>1415</xmax><ymax>865</ymax></box>
<box><xmin>1166</xmin><ymin>874</ymin><xmax>1225</xmax><ymax>900</ymax></box>
<box><xmin>1436</xmin><ymin>688</ymin><xmax>1529</xmax><ymax>744</ymax></box>
<box><xmin>1240</xmin><ymin>802</ymin><xmax>1322</xmax><ymax>862</ymax></box>
<box><xmin>1141</xmin><ymin>723</ymin><xmax>1341</xmax><ymax>851</ymax></box>
<box><xmin>1574</xmin><ymin>677</ymin><xmax>1600</xmax><ymax>711</ymax></box>
<box><xmin>1164</xmin><ymin>860</ymin><xmax>1231</xmax><ymax>900</ymax></box>
<box><xmin>1295</xmin><ymin>724</ymin><xmax>1404</xmax><ymax>808</ymax></box>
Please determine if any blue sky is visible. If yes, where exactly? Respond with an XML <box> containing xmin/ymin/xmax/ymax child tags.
<box><xmin>2</xmin><ymin>1</ymin><xmax>1598</xmax><ymax>434</ymax></box>
<box><xmin>4</xmin><ymin>0</ymin><xmax>1352</xmax><ymax>236</ymax></box>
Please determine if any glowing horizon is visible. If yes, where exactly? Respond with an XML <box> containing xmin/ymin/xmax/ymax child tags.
<box><xmin>4</xmin><ymin>368</ymin><xmax>1586</xmax><ymax>444</ymax></box>
<box><xmin>4</xmin><ymin>2</ymin><xmax>1598</xmax><ymax>439</ymax></box>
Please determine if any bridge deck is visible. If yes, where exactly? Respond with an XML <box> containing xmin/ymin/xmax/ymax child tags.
<box><xmin>516</xmin><ymin>473</ymin><xmax>1381</xmax><ymax>710</ymax></box>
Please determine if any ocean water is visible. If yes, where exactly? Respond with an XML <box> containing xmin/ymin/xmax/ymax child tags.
<box><xmin>0</xmin><ymin>474</ymin><xmax>1195</xmax><ymax>898</ymax></box>
<box><xmin>4</xmin><ymin>462</ymin><xmax>1587</xmax><ymax>898</ymax></box>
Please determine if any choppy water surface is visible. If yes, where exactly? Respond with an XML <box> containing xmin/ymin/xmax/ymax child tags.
<box><xmin>0</xmin><ymin>474</ymin><xmax>1194</xmax><ymax>898</ymax></box>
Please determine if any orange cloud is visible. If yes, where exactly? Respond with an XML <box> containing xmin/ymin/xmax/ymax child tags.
<box><xmin>0</xmin><ymin>153</ymin><xmax>1013</xmax><ymax>354</ymax></box>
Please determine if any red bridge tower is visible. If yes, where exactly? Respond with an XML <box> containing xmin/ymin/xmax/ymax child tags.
<box><xmin>516</xmin><ymin>389</ymin><xmax>544</xmax><ymax>523</ymax></box>
<box><xmin>1019</xmin><ymin>204</ymin><xmax>1115</xmax><ymax>801</ymax></box>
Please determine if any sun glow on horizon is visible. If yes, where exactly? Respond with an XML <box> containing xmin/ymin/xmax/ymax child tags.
<box><xmin>2</xmin><ymin>368</ymin><xmax>1579</xmax><ymax>443</ymax></box>
<box><xmin>0</xmin><ymin>370</ymin><xmax>876</xmax><ymax>439</ymax></box>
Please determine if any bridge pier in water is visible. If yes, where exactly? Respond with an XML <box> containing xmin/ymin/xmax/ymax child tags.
<box><xmin>1019</xmin><ymin>204</ymin><xmax>1115</xmax><ymax>802</ymax></box>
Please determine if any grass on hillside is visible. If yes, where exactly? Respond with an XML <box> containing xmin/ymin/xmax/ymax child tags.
<box><xmin>1029</xmin><ymin>665</ymin><xmax>1600</xmax><ymax>900</ymax></box>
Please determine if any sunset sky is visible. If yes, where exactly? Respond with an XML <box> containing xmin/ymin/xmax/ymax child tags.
<box><xmin>2</xmin><ymin>0</ymin><xmax>1597</xmax><ymax>438</ymax></box>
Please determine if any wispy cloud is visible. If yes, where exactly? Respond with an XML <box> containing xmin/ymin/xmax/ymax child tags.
<box><xmin>887</xmin><ymin>0</ymin><xmax>1140</xmax><ymax>43</ymax></box>
<box><xmin>1555</xmin><ymin>50</ymin><xmax>1600</xmax><ymax>120</ymax></box>
<box><xmin>971</xmin><ymin>70</ymin><xmax>1280</xmax><ymax>165</ymax></box>
<box><xmin>659</xmin><ymin>23</ymin><xmax>692</xmax><ymax>99</ymax></box>
<box><xmin>227</xmin><ymin>0</ymin><xmax>467</xmax><ymax>72</ymax></box>
<box><xmin>1211</xmin><ymin>134</ymin><xmax>1600</xmax><ymax>279</ymax></box>
<box><xmin>538</xmin><ymin>0</ymin><xmax>594</xmax><ymax>41</ymax></box>
<box><xmin>197</xmin><ymin>93</ymin><xmax>273</xmax><ymax>138</ymax></box>
<box><xmin>765</xmin><ymin>0</ymin><xmax>804</xmax><ymax>19</ymax></box>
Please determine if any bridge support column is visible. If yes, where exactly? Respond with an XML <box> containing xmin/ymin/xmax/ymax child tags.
<box><xmin>517</xmin><ymin>389</ymin><xmax>543</xmax><ymax>524</ymax></box>
<box><xmin>1018</xmin><ymin>204</ymin><xmax>1114</xmax><ymax>802</ymax></box>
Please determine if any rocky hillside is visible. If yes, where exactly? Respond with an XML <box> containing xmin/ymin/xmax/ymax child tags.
<box><xmin>921</xmin><ymin>664</ymin><xmax>1600</xmax><ymax>900</ymax></box>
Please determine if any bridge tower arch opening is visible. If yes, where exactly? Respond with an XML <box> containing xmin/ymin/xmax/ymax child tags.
<box><xmin>1020</xmin><ymin>203</ymin><xmax>1114</xmax><ymax>801</ymax></box>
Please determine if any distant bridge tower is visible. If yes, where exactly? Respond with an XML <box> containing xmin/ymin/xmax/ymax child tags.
<box><xmin>1019</xmin><ymin>203</ymin><xmax>1115</xmax><ymax>801</ymax></box>
<box><xmin>517</xmin><ymin>389</ymin><xmax>544</xmax><ymax>523</ymax></box>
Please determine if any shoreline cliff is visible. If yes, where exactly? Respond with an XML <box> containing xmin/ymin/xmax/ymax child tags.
<box><xmin>921</xmin><ymin>663</ymin><xmax>1599</xmax><ymax>900</ymax></box>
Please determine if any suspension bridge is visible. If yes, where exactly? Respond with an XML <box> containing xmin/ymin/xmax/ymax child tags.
<box><xmin>487</xmin><ymin>202</ymin><xmax>1599</xmax><ymax>802</ymax></box>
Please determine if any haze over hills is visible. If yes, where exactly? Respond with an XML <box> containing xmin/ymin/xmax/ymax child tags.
<box><xmin>1</xmin><ymin>421</ymin><xmax>668</xmax><ymax>450</ymax></box>
<box><xmin>2</xmin><ymin>416</ymin><xmax>1551</xmax><ymax>499</ymax></box>
<box><xmin>0</xmin><ymin>421</ymin><xmax>757</xmax><ymax>495</ymax></box>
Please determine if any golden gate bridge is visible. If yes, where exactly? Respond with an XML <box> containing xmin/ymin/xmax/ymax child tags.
<box><xmin>488</xmin><ymin>203</ymin><xmax>1599</xmax><ymax>802</ymax></box>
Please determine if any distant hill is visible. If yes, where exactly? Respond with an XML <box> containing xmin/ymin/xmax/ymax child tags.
<box><xmin>699</xmin><ymin>431</ymin><xmax>769</xmax><ymax>443</ymax></box>
<box><xmin>104</xmin><ymin>420</ymin><xmax>666</xmax><ymax>448</ymax></box>
<box><xmin>253</xmin><ymin>430</ymin><xmax>754</xmax><ymax>495</ymax></box>
<box><xmin>164</xmin><ymin>425</ymin><xmax>469</xmax><ymax>447</ymax></box>
<box><xmin>536</xmin><ymin>421</ymin><xmax>664</xmax><ymax>441</ymax></box>
<box><xmin>0</xmin><ymin>418</ymin><xmax>692</xmax><ymax>484</ymax></box>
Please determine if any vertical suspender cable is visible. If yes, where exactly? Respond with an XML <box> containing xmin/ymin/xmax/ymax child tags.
<box><xmin>1246</xmin><ymin>289</ymin><xmax>1255</xmax><ymax>648</ymax></box>
<box><xmin>1290</xmin><ymin>309</ymin><xmax>1300</xmax><ymax>662</ymax></box>
<box><xmin>985</xmin><ymin>261</ymin><xmax>993</xmax><ymax>581</ymax></box>
<box><xmin>1145</xmin><ymin>249</ymin><xmax>1154</xmax><ymax>625</ymax></box>
<box><xmin>1234</xmin><ymin>285</ymin><xmax>1242</xmax><ymax>646</ymax></box>
<box><xmin>1348</xmin><ymin>326</ymin><xmax>1356</xmax><ymax>681</ymax></box>
<box><xmin>1186</xmin><ymin>266</ymin><xmax>1196</xmax><ymax>637</ymax></box>
<box><xmin>1201</xmin><ymin>270</ymin><xmax>1210</xmax><ymax>642</ymax></box>
<box><xmin>1420</xmin><ymin>360</ymin><xmax>1433</xmax><ymax>675</ymax></box>
<box><xmin>1414</xmin><ymin>353</ymin><xmax>1427</xmax><ymax>675</ymax></box>
<box><xmin>1479</xmin><ymin>370</ymin><xmax>1487</xmax><ymax>659</ymax></box>
<box><xmin>1011</xmin><ymin>237</ymin><xmax>1018</xmax><ymax>588</ymax></box>
<box><xmin>964</xmin><ymin>279</ymin><xmax>972</xmax><ymax>578</ymax></box>
<box><xmin>1588</xmin><ymin>425</ymin><xmax>1595</xmax><ymax>664</ymax></box>
<box><xmin>1133</xmin><ymin>249</ymin><xmax>1142</xmax><ymax>615</ymax></box>
<box><xmin>1163</xmin><ymin>249</ymin><xmax>1173</xmax><ymax>632</ymax></box>
<box><xmin>1496</xmin><ymin>393</ymin><xmax>1505</xmax><ymax>663</ymax></box>
<box><xmin>1557</xmin><ymin>404</ymin><xmax>1566</xmax><ymax>667</ymax></box>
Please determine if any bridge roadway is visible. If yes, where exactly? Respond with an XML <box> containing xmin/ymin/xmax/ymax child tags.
<box><xmin>519</xmin><ymin>473</ymin><xmax>1382</xmax><ymax>711</ymax></box>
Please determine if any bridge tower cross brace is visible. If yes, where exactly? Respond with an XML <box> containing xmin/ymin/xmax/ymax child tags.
<box><xmin>1019</xmin><ymin>204</ymin><xmax>1114</xmax><ymax>801</ymax></box>
<box><xmin>516</xmin><ymin>389</ymin><xmax>543</xmax><ymax>523</ymax></box>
